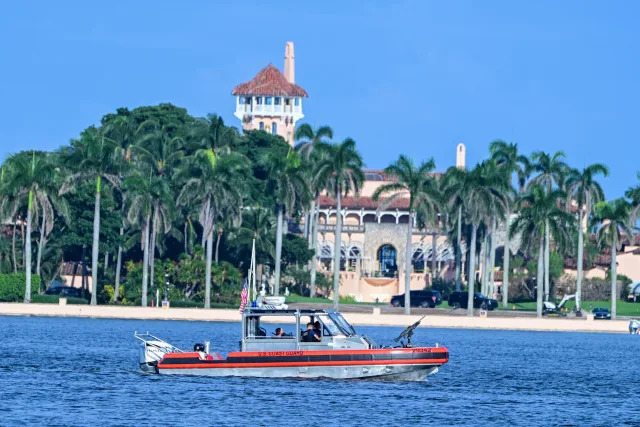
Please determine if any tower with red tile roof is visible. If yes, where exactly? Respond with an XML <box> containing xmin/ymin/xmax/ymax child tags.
<box><xmin>232</xmin><ymin>42</ymin><xmax>307</xmax><ymax>146</ymax></box>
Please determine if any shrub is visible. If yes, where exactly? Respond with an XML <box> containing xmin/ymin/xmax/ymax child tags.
<box><xmin>429</xmin><ymin>277</ymin><xmax>456</xmax><ymax>299</ymax></box>
<box><xmin>31</xmin><ymin>294</ymin><xmax>88</xmax><ymax>304</ymax></box>
<box><xmin>339</xmin><ymin>295</ymin><xmax>357</xmax><ymax>304</ymax></box>
<box><xmin>0</xmin><ymin>273</ymin><xmax>41</xmax><ymax>302</ymax></box>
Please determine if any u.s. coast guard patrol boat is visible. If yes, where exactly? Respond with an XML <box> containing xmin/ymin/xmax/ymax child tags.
<box><xmin>135</xmin><ymin>301</ymin><xmax>449</xmax><ymax>381</ymax></box>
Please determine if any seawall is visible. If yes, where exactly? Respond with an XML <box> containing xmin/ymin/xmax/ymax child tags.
<box><xmin>0</xmin><ymin>303</ymin><xmax>631</xmax><ymax>333</ymax></box>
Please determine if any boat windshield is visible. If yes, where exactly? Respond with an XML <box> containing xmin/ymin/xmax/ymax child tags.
<box><xmin>318</xmin><ymin>315</ymin><xmax>343</xmax><ymax>336</ymax></box>
<box><xmin>328</xmin><ymin>312</ymin><xmax>357</xmax><ymax>337</ymax></box>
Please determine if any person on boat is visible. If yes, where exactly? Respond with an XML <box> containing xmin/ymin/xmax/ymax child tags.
<box><xmin>302</xmin><ymin>323</ymin><xmax>321</xmax><ymax>342</ymax></box>
<box><xmin>313</xmin><ymin>321</ymin><xmax>322</xmax><ymax>337</ymax></box>
<box><xmin>274</xmin><ymin>327</ymin><xmax>284</xmax><ymax>337</ymax></box>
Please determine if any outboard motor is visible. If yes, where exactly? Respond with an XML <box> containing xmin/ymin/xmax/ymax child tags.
<box><xmin>194</xmin><ymin>343</ymin><xmax>205</xmax><ymax>352</ymax></box>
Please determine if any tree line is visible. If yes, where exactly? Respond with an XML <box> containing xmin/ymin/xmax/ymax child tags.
<box><xmin>1</xmin><ymin>103</ymin><xmax>639</xmax><ymax>318</ymax></box>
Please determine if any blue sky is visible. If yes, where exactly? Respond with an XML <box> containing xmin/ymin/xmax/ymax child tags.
<box><xmin>1</xmin><ymin>1</ymin><xmax>639</xmax><ymax>198</ymax></box>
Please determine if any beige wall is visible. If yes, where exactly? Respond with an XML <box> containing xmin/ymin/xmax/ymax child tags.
<box><xmin>242</xmin><ymin>116</ymin><xmax>296</xmax><ymax>145</ymax></box>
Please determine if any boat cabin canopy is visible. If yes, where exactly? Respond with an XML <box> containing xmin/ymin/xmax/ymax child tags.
<box><xmin>240</xmin><ymin>309</ymin><xmax>373</xmax><ymax>352</ymax></box>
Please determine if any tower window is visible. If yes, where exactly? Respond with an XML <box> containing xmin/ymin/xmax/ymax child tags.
<box><xmin>259</xmin><ymin>122</ymin><xmax>264</xmax><ymax>131</ymax></box>
<box><xmin>265</xmin><ymin>97</ymin><xmax>273</xmax><ymax>105</ymax></box>
<box><xmin>256</xmin><ymin>97</ymin><xmax>262</xmax><ymax>105</ymax></box>
<box><xmin>294</xmin><ymin>98</ymin><xmax>300</xmax><ymax>106</ymax></box>
<box><xmin>274</xmin><ymin>97</ymin><xmax>281</xmax><ymax>105</ymax></box>
<box><xmin>285</xmin><ymin>98</ymin><xmax>291</xmax><ymax>105</ymax></box>
<box><xmin>271</xmin><ymin>122</ymin><xmax>277</xmax><ymax>135</ymax></box>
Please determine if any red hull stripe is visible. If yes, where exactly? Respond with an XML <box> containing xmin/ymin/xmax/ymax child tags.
<box><xmin>164</xmin><ymin>347</ymin><xmax>448</xmax><ymax>359</ymax></box>
<box><xmin>159</xmin><ymin>358</ymin><xmax>448</xmax><ymax>370</ymax></box>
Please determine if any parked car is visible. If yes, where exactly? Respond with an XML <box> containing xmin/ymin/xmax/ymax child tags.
<box><xmin>592</xmin><ymin>307</ymin><xmax>611</xmax><ymax>320</ymax></box>
<box><xmin>447</xmin><ymin>291</ymin><xmax>498</xmax><ymax>311</ymax></box>
<box><xmin>45</xmin><ymin>286</ymin><xmax>82</xmax><ymax>298</ymax></box>
<box><xmin>390</xmin><ymin>290</ymin><xmax>442</xmax><ymax>308</ymax></box>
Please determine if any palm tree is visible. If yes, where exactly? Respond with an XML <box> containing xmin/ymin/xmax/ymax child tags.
<box><xmin>489</xmin><ymin>140</ymin><xmax>529</xmax><ymax>307</ymax></box>
<box><xmin>313</xmin><ymin>139</ymin><xmax>364</xmax><ymax>310</ymax></box>
<box><xmin>445</xmin><ymin>164</ymin><xmax>508</xmax><ymax>316</ymax></box>
<box><xmin>295</xmin><ymin>124</ymin><xmax>334</xmax><ymax>296</ymax></box>
<box><xmin>189</xmin><ymin>114</ymin><xmax>238</xmax><ymax>151</ymax></box>
<box><xmin>228</xmin><ymin>208</ymin><xmax>276</xmax><ymax>284</ymax></box>
<box><xmin>442</xmin><ymin>168</ymin><xmax>466</xmax><ymax>291</ymax></box>
<box><xmin>592</xmin><ymin>199</ymin><xmax>633</xmax><ymax>320</ymax></box>
<box><xmin>372</xmin><ymin>156</ymin><xmax>439</xmax><ymax>315</ymax></box>
<box><xmin>123</xmin><ymin>174</ymin><xmax>154</xmax><ymax>306</ymax></box>
<box><xmin>294</xmin><ymin>123</ymin><xmax>334</xmax><ymax>160</ymax></box>
<box><xmin>0</xmin><ymin>151</ymin><xmax>58</xmax><ymax>302</ymax></box>
<box><xmin>263</xmin><ymin>148</ymin><xmax>308</xmax><ymax>296</ymax></box>
<box><xmin>511</xmin><ymin>186</ymin><xmax>573</xmax><ymax>317</ymax></box>
<box><xmin>529</xmin><ymin>151</ymin><xmax>568</xmax><ymax>302</ymax></box>
<box><xmin>566</xmin><ymin>164</ymin><xmax>609</xmax><ymax>311</ymax></box>
<box><xmin>132</xmin><ymin>120</ymin><xmax>183</xmax><ymax>291</ymax></box>
<box><xmin>626</xmin><ymin>172</ymin><xmax>640</xmax><ymax>224</ymax></box>
<box><xmin>60</xmin><ymin>127</ymin><xmax>122</xmax><ymax>305</ymax></box>
<box><xmin>177</xmin><ymin>147</ymin><xmax>246</xmax><ymax>308</ymax></box>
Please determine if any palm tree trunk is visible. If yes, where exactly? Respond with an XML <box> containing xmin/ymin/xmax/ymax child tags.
<box><xmin>215</xmin><ymin>229</ymin><xmax>222</xmax><ymax>263</ymax></box>
<box><xmin>274</xmin><ymin>205</ymin><xmax>284</xmax><ymax>296</ymax></box>
<box><xmin>36</xmin><ymin>212</ymin><xmax>45</xmax><ymax>276</ymax></box>
<box><xmin>332</xmin><ymin>190</ymin><xmax>343</xmax><ymax>311</ymax></box>
<box><xmin>502</xmin><ymin>211</ymin><xmax>511</xmax><ymax>308</ymax></box>
<box><xmin>205</xmin><ymin>224</ymin><xmax>214</xmax><ymax>308</ymax></box>
<box><xmin>489</xmin><ymin>217</ymin><xmax>497</xmax><ymax>298</ymax></box>
<box><xmin>431</xmin><ymin>232</ymin><xmax>438</xmax><ymax>280</ymax></box>
<box><xmin>611</xmin><ymin>233</ymin><xmax>617</xmax><ymax>320</ymax></box>
<box><xmin>544</xmin><ymin>219</ymin><xmax>550</xmax><ymax>302</ymax></box>
<box><xmin>12</xmin><ymin>219</ymin><xmax>17</xmax><ymax>273</ymax></box>
<box><xmin>114</xmin><ymin>201</ymin><xmax>125</xmax><ymax>302</ymax></box>
<box><xmin>24</xmin><ymin>191</ymin><xmax>33</xmax><ymax>303</ymax></box>
<box><xmin>308</xmin><ymin>200</ymin><xmax>316</xmax><ymax>248</ymax></box>
<box><xmin>537</xmin><ymin>236</ymin><xmax>544</xmax><ymax>318</ymax></box>
<box><xmin>104</xmin><ymin>252</ymin><xmax>109</xmax><ymax>276</ymax></box>
<box><xmin>114</xmin><ymin>227</ymin><xmax>123</xmax><ymax>302</ymax></box>
<box><xmin>309</xmin><ymin>203</ymin><xmax>319</xmax><ymax>297</ymax></box>
<box><xmin>576</xmin><ymin>210</ymin><xmax>584</xmax><ymax>311</ymax></box>
<box><xmin>455</xmin><ymin>206</ymin><xmax>462</xmax><ymax>292</ymax></box>
<box><xmin>20</xmin><ymin>219</ymin><xmax>25</xmax><ymax>268</ymax></box>
<box><xmin>404</xmin><ymin>212</ymin><xmax>413</xmax><ymax>315</ymax></box>
<box><xmin>480</xmin><ymin>233</ymin><xmax>488</xmax><ymax>295</ymax></box>
<box><xmin>184</xmin><ymin>220</ymin><xmax>188</xmax><ymax>255</ymax></box>
<box><xmin>141</xmin><ymin>214</ymin><xmax>150</xmax><ymax>307</ymax></box>
<box><xmin>149</xmin><ymin>203</ymin><xmax>159</xmax><ymax>293</ymax></box>
<box><xmin>467</xmin><ymin>223</ymin><xmax>478</xmax><ymax>316</ymax></box>
<box><xmin>90</xmin><ymin>177</ymin><xmax>101</xmax><ymax>306</ymax></box>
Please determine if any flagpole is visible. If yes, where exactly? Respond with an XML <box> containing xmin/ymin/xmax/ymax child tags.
<box><xmin>251</xmin><ymin>238</ymin><xmax>257</xmax><ymax>302</ymax></box>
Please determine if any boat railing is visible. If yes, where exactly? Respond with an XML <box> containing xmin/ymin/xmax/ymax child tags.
<box><xmin>134</xmin><ymin>331</ymin><xmax>183</xmax><ymax>354</ymax></box>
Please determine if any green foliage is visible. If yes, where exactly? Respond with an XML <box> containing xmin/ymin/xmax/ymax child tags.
<box><xmin>549</xmin><ymin>251</ymin><xmax>564</xmax><ymax>282</ymax></box>
<box><xmin>0</xmin><ymin>273</ymin><xmax>41</xmax><ymax>302</ymax></box>
<box><xmin>339</xmin><ymin>295</ymin><xmax>357</xmax><ymax>304</ymax></box>
<box><xmin>429</xmin><ymin>277</ymin><xmax>456</xmax><ymax>299</ymax></box>
<box><xmin>282</xmin><ymin>234</ymin><xmax>314</xmax><ymax>268</ymax></box>
<box><xmin>31</xmin><ymin>294</ymin><xmax>88</xmax><ymax>304</ymax></box>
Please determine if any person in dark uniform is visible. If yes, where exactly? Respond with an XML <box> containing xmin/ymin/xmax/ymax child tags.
<box><xmin>313</xmin><ymin>321</ymin><xmax>322</xmax><ymax>338</ymax></box>
<box><xmin>301</xmin><ymin>323</ymin><xmax>321</xmax><ymax>342</ymax></box>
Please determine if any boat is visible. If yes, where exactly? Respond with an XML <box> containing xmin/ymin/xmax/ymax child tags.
<box><xmin>135</xmin><ymin>308</ymin><xmax>449</xmax><ymax>381</ymax></box>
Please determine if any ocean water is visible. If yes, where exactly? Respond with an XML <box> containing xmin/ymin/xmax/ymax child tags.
<box><xmin>0</xmin><ymin>315</ymin><xmax>639</xmax><ymax>426</ymax></box>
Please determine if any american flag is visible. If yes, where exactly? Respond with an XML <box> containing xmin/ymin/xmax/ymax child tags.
<box><xmin>238</xmin><ymin>279</ymin><xmax>249</xmax><ymax>313</ymax></box>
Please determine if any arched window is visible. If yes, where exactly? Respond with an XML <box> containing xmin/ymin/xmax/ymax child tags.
<box><xmin>271</xmin><ymin>122</ymin><xmax>278</xmax><ymax>135</ymax></box>
<box><xmin>259</xmin><ymin>122</ymin><xmax>264</xmax><ymax>131</ymax></box>
<box><xmin>348</xmin><ymin>246</ymin><xmax>361</xmax><ymax>271</ymax></box>
<box><xmin>319</xmin><ymin>243</ymin><xmax>333</xmax><ymax>271</ymax></box>
<box><xmin>412</xmin><ymin>248</ymin><xmax>425</xmax><ymax>273</ymax></box>
<box><xmin>377</xmin><ymin>244</ymin><xmax>397</xmax><ymax>277</ymax></box>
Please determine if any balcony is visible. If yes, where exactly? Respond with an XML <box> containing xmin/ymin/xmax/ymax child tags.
<box><xmin>235</xmin><ymin>100</ymin><xmax>302</xmax><ymax>118</ymax></box>
<box><xmin>316</xmin><ymin>224</ymin><xmax>364</xmax><ymax>233</ymax></box>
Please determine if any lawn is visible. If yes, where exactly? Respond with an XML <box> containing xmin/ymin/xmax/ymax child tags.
<box><xmin>500</xmin><ymin>299</ymin><xmax>640</xmax><ymax>317</ymax></box>
<box><xmin>284</xmin><ymin>293</ymin><xmax>378</xmax><ymax>305</ymax></box>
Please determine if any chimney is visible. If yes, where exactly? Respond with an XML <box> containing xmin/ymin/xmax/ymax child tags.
<box><xmin>284</xmin><ymin>41</ymin><xmax>295</xmax><ymax>83</ymax></box>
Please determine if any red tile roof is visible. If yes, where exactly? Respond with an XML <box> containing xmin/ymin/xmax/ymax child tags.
<box><xmin>318</xmin><ymin>194</ymin><xmax>409</xmax><ymax>210</ymax></box>
<box><xmin>232</xmin><ymin>64</ymin><xmax>308</xmax><ymax>97</ymax></box>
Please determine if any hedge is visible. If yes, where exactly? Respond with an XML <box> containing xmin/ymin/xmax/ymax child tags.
<box><xmin>0</xmin><ymin>273</ymin><xmax>41</xmax><ymax>302</ymax></box>
<box><xmin>31</xmin><ymin>294</ymin><xmax>88</xmax><ymax>304</ymax></box>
